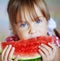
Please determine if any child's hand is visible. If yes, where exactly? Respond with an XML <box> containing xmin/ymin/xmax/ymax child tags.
<box><xmin>39</xmin><ymin>43</ymin><xmax>58</xmax><ymax>61</ymax></box>
<box><xmin>1</xmin><ymin>45</ymin><xmax>19</xmax><ymax>61</ymax></box>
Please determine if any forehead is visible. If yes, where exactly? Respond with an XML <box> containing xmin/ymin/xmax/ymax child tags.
<box><xmin>16</xmin><ymin>4</ymin><xmax>44</xmax><ymax>23</ymax></box>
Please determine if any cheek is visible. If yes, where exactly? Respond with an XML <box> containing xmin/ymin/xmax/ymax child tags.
<box><xmin>37</xmin><ymin>22</ymin><xmax>48</xmax><ymax>34</ymax></box>
<box><xmin>15</xmin><ymin>25</ymin><xmax>29</xmax><ymax>39</ymax></box>
<box><xmin>18</xmin><ymin>28</ymin><xmax>29</xmax><ymax>36</ymax></box>
<box><xmin>41</xmin><ymin>20</ymin><xmax>48</xmax><ymax>31</ymax></box>
<box><xmin>38</xmin><ymin>27</ymin><xmax>47</xmax><ymax>36</ymax></box>
<box><xmin>17</xmin><ymin>29</ymin><xmax>29</xmax><ymax>39</ymax></box>
<box><xmin>40</xmin><ymin>24</ymin><xmax>47</xmax><ymax>31</ymax></box>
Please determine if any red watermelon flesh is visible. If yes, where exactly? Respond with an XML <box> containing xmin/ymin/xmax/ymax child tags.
<box><xmin>1</xmin><ymin>36</ymin><xmax>52</xmax><ymax>56</ymax></box>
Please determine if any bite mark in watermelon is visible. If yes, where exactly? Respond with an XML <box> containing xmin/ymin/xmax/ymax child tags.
<box><xmin>0</xmin><ymin>36</ymin><xmax>53</xmax><ymax>61</ymax></box>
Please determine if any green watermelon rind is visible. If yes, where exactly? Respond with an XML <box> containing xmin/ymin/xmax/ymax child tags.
<box><xmin>0</xmin><ymin>48</ymin><xmax>42</xmax><ymax>61</ymax></box>
<box><xmin>0</xmin><ymin>50</ymin><xmax>42</xmax><ymax>61</ymax></box>
<box><xmin>12</xmin><ymin>56</ymin><xmax>42</xmax><ymax>61</ymax></box>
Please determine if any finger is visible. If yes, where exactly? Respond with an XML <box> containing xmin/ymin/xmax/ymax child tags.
<box><xmin>48</xmin><ymin>43</ymin><xmax>58</xmax><ymax>58</ymax></box>
<box><xmin>8</xmin><ymin>47</ymin><xmax>15</xmax><ymax>61</ymax></box>
<box><xmin>41</xmin><ymin>44</ymin><xmax>52</xmax><ymax>55</ymax></box>
<box><xmin>39</xmin><ymin>46</ymin><xmax>49</xmax><ymax>57</ymax></box>
<box><xmin>39</xmin><ymin>49</ymin><xmax>46</xmax><ymax>60</ymax></box>
<box><xmin>48</xmin><ymin>43</ymin><xmax>57</xmax><ymax>51</ymax></box>
<box><xmin>4</xmin><ymin>45</ymin><xmax>12</xmax><ymax>61</ymax></box>
<box><xmin>2</xmin><ymin>45</ymin><xmax>8</xmax><ymax>61</ymax></box>
<box><xmin>14</xmin><ymin>55</ymin><xmax>20</xmax><ymax>61</ymax></box>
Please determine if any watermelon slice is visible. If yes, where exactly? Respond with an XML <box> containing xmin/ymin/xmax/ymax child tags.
<box><xmin>0</xmin><ymin>36</ymin><xmax>53</xmax><ymax>61</ymax></box>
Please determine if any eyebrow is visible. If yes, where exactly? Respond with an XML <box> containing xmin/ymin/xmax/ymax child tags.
<box><xmin>17</xmin><ymin>16</ymin><xmax>44</xmax><ymax>24</ymax></box>
<box><xmin>34</xmin><ymin>16</ymin><xmax>44</xmax><ymax>21</ymax></box>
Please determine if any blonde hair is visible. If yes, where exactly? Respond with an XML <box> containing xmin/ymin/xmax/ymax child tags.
<box><xmin>7</xmin><ymin>0</ymin><xmax>50</xmax><ymax>34</ymax></box>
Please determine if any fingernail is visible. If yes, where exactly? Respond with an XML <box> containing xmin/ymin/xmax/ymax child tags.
<box><xmin>38</xmin><ymin>49</ymin><xmax>40</xmax><ymax>52</ymax></box>
<box><xmin>48</xmin><ymin>43</ymin><xmax>50</xmax><ymax>45</ymax></box>
<box><xmin>6</xmin><ymin>45</ymin><xmax>8</xmax><ymax>47</ymax></box>
<box><xmin>38</xmin><ymin>46</ymin><xmax>41</xmax><ymax>48</ymax></box>
<box><xmin>9</xmin><ymin>45</ymin><xmax>12</xmax><ymax>47</ymax></box>
<box><xmin>13</xmin><ymin>47</ymin><xmax>15</xmax><ymax>50</ymax></box>
<box><xmin>41</xmin><ymin>44</ymin><xmax>44</xmax><ymax>46</ymax></box>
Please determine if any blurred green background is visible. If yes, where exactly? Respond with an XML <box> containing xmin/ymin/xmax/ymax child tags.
<box><xmin>0</xmin><ymin>0</ymin><xmax>60</xmax><ymax>41</ymax></box>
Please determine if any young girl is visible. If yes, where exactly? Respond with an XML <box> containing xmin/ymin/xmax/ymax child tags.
<box><xmin>1</xmin><ymin>0</ymin><xmax>60</xmax><ymax>61</ymax></box>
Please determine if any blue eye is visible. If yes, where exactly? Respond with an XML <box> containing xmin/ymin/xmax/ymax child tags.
<box><xmin>20</xmin><ymin>23</ymin><xmax>27</xmax><ymax>27</ymax></box>
<box><xmin>36</xmin><ymin>19</ymin><xmax>42</xmax><ymax>24</ymax></box>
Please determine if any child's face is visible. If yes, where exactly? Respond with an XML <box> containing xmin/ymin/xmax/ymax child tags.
<box><xmin>15</xmin><ymin>5</ymin><xmax>48</xmax><ymax>40</ymax></box>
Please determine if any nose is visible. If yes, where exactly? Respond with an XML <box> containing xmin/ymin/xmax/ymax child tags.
<box><xmin>29</xmin><ymin>24</ymin><xmax>36</xmax><ymax>34</ymax></box>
